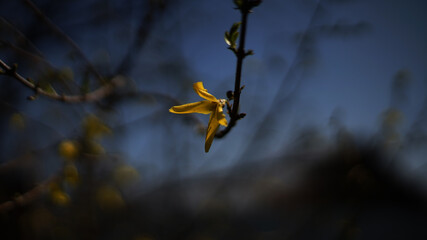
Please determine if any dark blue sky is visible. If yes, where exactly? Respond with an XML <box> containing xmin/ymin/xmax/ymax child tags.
<box><xmin>1</xmin><ymin>0</ymin><xmax>427</xmax><ymax>186</ymax></box>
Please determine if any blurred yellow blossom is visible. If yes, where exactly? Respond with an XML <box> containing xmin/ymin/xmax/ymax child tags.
<box><xmin>58</xmin><ymin>140</ymin><xmax>79</xmax><ymax>160</ymax></box>
<box><xmin>83</xmin><ymin>114</ymin><xmax>112</xmax><ymax>139</ymax></box>
<box><xmin>50</xmin><ymin>189</ymin><xmax>70</xmax><ymax>206</ymax></box>
<box><xmin>64</xmin><ymin>163</ymin><xmax>79</xmax><ymax>186</ymax></box>
<box><xmin>9</xmin><ymin>113</ymin><xmax>25</xmax><ymax>129</ymax></box>
<box><xmin>86</xmin><ymin>140</ymin><xmax>105</xmax><ymax>155</ymax></box>
<box><xmin>96</xmin><ymin>185</ymin><xmax>125</xmax><ymax>210</ymax></box>
<box><xmin>114</xmin><ymin>165</ymin><xmax>139</xmax><ymax>186</ymax></box>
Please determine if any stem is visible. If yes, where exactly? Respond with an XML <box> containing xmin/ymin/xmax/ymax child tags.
<box><xmin>232</xmin><ymin>10</ymin><xmax>248</xmax><ymax>118</ymax></box>
<box><xmin>23</xmin><ymin>0</ymin><xmax>105</xmax><ymax>85</ymax></box>
<box><xmin>0</xmin><ymin>175</ymin><xmax>58</xmax><ymax>213</ymax></box>
<box><xmin>0</xmin><ymin>59</ymin><xmax>124</xmax><ymax>103</ymax></box>
<box><xmin>216</xmin><ymin>7</ymin><xmax>250</xmax><ymax>138</ymax></box>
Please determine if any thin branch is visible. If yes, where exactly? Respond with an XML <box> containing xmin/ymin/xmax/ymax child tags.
<box><xmin>0</xmin><ymin>176</ymin><xmax>58</xmax><ymax>213</ymax></box>
<box><xmin>0</xmin><ymin>40</ymin><xmax>51</xmax><ymax>67</ymax></box>
<box><xmin>23</xmin><ymin>0</ymin><xmax>105</xmax><ymax>84</ymax></box>
<box><xmin>216</xmin><ymin>2</ymin><xmax>253</xmax><ymax>138</ymax></box>
<box><xmin>0</xmin><ymin>17</ymin><xmax>45</xmax><ymax>58</ymax></box>
<box><xmin>0</xmin><ymin>17</ymin><xmax>81</xmax><ymax>92</ymax></box>
<box><xmin>104</xmin><ymin>89</ymin><xmax>205</xmax><ymax>130</ymax></box>
<box><xmin>0</xmin><ymin>59</ymin><xmax>124</xmax><ymax>103</ymax></box>
<box><xmin>238</xmin><ymin>0</ymin><xmax>324</xmax><ymax>159</ymax></box>
<box><xmin>0</xmin><ymin>41</ymin><xmax>90</xmax><ymax>96</ymax></box>
<box><xmin>115</xmin><ymin>0</ymin><xmax>168</xmax><ymax>75</ymax></box>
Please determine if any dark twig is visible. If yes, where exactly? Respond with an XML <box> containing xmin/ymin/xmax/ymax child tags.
<box><xmin>115</xmin><ymin>1</ymin><xmax>167</xmax><ymax>75</ymax></box>
<box><xmin>0</xmin><ymin>40</ymin><xmax>53</xmax><ymax>68</ymax></box>
<box><xmin>216</xmin><ymin>1</ymin><xmax>255</xmax><ymax>138</ymax></box>
<box><xmin>0</xmin><ymin>17</ymin><xmax>45</xmax><ymax>58</ymax></box>
<box><xmin>238</xmin><ymin>1</ymin><xmax>323</xmax><ymax>159</ymax></box>
<box><xmin>0</xmin><ymin>175</ymin><xmax>58</xmax><ymax>213</ymax></box>
<box><xmin>0</xmin><ymin>59</ymin><xmax>124</xmax><ymax>103</ymax></box>
<box><xmin>23</xmin><ymin>0</ymin><xmax>105</xmax><ymax>84</ymax></box>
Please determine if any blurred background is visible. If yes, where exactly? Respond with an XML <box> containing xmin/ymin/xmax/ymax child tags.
<box><xmin>1</xmin><ymin>0</ymin><xmax>427</xmax><ymax>239</ymax></box>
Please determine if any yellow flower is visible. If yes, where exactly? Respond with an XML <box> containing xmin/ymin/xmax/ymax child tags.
<box><xmin>170</xmin><ymin>82</ymin><xmax>228</xmax><ymax>152</ymax></box>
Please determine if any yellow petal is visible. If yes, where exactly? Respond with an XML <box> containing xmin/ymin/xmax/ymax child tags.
<box><xmin>169</xmin><ymin>100</ymin><xmax>215</xmax><ymax>114</ymax></box>
<box><xmin>205</xmin><ymin>111</ymin><xmax>220</xmax><ymax>152</ymax></box>
<box><xmin>216</xmin><ymin>106</ymin><xmax>228</xmax><ymax>127</ymax></box>
<box><xmin>193</xmin><ymin>82</ymin><xmax>218</xmax><ymax>102</ymax></box>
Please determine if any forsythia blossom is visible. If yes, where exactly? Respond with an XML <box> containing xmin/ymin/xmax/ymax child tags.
<box><xmin>169</xmin><ymin>82</ymin><xmax>228</xmax><ymax>152</ymax></box>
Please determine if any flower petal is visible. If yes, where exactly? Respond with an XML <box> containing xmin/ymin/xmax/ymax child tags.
<box><xmin>205</xmin><ymin>111</ymin><xmax>220</xmax><ymax>152</ymax></box>
<box><xmin>216</xmin><ymin>106</ymin><xmax>228</xmax><ymax>127</ymax></box>
<box><xmin>169</xmin><ymin>100</ymin><xmax>214</xmax><ymax>114</ymax></box>
<box><xmin>193</xmin><ymin>82</ymin><xmax>218</xmax><ymax>102</ymax></box>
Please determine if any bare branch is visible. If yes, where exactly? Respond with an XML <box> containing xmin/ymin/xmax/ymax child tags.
<box><xmin>216</xmin><ymin>1</ymin><xmax>254</xmax><ymax>138</ymax></box>
<box><xmin>0</xmin><ymin>59</ymin><xmax>124</xmax><ymax>103</ymax></box>
<box><xmin>115</xmin><ymin>0</ymin><xmax>168</xmax><ymax>75</ymax></box>
<box><xmin>23</xmin><ymin>0</ymin><xmax>105</xmax><ymax>84</ymax></box>
<box><xmin>0</xmin><ymin>17</ymin><xmax>45</xmax><ymax>58</ymax></box>
<box><xmin>0</xmin><ymin>176</ymin><xmax>57</xmax><ymax>213</ymax></box>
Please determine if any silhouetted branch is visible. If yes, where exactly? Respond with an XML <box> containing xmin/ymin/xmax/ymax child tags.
<box><xmin>216</xmin><ymin>0</ymin><xmax>258</xmax><ymax>138</ymax></box>
<box><xmin>108</xmin><ymin>89</ymin><xmax>205</xmax><ymax>130</ymax></box>
<box><xmin>0</xmin><ymin>176</ymin><xmax>58</xmax><ymax>213</ymax></box>
<box><xmin>0</xmin><ymin>40</ymin><xmax>50</xmax><ymax>66</ymax></box>
<box><xmin>0</xmin><ymin>17</ymin><xmax>45</xmax><ymax>58</ymax></box>
<box><xmin>238</xmin><ymin>1</ymin><xmax>324</xmax><ymax>157</ymax></box>
<box><xmin>23</xmin><ymin>0</ymin><xmax>105</xmax><ymax>84</ymax></box>
<box><xmin>0</xmin><ymin>59</ymin><xmax>124</xmax><ymax>103</ymax></box>
<box><xmin>115</xmin><ymin>0</ymin><xmax>168</xmax><ymax>75</ymax></box>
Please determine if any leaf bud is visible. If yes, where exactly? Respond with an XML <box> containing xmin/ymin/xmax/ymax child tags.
<box><xmin>226</xmin><ymin>90</ymin><xmax>234</xmax><ymax>100</ymax></box>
